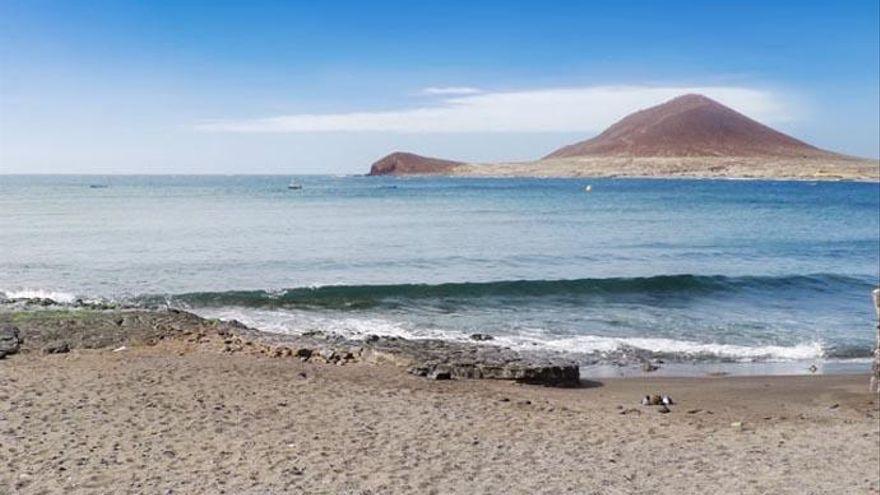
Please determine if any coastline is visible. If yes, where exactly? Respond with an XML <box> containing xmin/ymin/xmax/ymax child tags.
<box><xmin>3</xmin><ymin>303</ymin><xmax>878</xmax><ymax>493</ymax></box>
<box><xmin>378</xmin><ymin>156</ymin><xmax>880</xmax><ymax>182</ymax></box>
<box><xmin>2</xmin><ymin>331</ymin><xmax>878</xmax><ymax>493</ymax></box>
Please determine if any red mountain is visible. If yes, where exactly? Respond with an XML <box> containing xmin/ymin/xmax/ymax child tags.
<box><xmin>368</xmin><ymin>152</ymin><xmax>463</xmax><ymax>176</ymax></box>
<box><xmin>545</xmin><ymin>94</ymin><xmax>837</xmax><ymax>159</ymax></box>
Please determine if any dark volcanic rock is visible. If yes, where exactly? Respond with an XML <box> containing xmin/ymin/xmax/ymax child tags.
<box><xmin>1</xmin><ymin>300</ymin><xmax>580</xmax><ymax>387</ymax></box>
<box><xmin>0</xmin><ymin>307</ymin><xmax>210</xmax><ymax>353</ymax></box>
<box><xmin>368</xmin><ymin>152</ymin><xmax>463</xmax><ymax>176</ymax></box>
<box><xmin>469</xmin><ymin>333</ymin><xmax>495</xmax><ymax>341</ymax></box>
<box><xmin>0</xmin><ymin>324</ymin><xmax>21</xmax><ymax>358</ymax></box>
<box><xmin>545</xmin><ymin>94</ymin><xmax>840</xmax><ymax>159</ymax></box>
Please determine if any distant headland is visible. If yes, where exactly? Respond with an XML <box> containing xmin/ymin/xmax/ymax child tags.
<box><xmin>367</xmin><ymin>94</ymin><xmax>879</xmax><ymax>181</ymax></box>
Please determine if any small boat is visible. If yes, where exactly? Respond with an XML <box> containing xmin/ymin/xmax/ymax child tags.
<box><xmin>89</xmin><ymin>184</ymin><xmax>109</xmax><ymax>189</ymax></box>
<box><xmin>287</xmin><ymin>181</ymin><xmax>302</xmax><ymax>190</ymax></box>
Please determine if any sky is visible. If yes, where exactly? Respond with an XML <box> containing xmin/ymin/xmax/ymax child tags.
<box><xmin>1</xmin><ymin>0</ymin><xmax>878</xmax><ymax>174</ymax></box>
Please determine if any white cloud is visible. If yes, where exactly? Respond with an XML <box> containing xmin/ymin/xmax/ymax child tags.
<box><xmin>194</xmin><ymin>85</ymin><xmax>799</xmax><ymax>134</ymax></box>
<box><xmin>420</xmin><ymin>86</ymin><xmax>483</xmax><ymax>95</ymax></box>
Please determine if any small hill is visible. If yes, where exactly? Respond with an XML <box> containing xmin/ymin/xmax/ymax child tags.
<box><xmin>368</xmin><ymin>152</ymin><xmax>464</xmax><ymax>176</ymax></box>
<box><xmin>545</xmin><ymin>94</ymin><xmax>838</xmax><ymax>159</ymax></box>
<box><xmin>365</xmin><ymin>95</ymin><xmax>878</xmax><ymax>181</ymax></box>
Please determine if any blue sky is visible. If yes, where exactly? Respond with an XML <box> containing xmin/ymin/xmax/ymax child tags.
<box><xmin>1</xmin><ymin>0</ymin><xmax>878</xmax><ymax>174</ymax></box>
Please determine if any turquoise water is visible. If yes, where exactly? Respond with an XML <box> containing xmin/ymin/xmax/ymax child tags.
<box><xmin>1</xmin><ymin>175</ymin><xmax>878</xmax><ymax>364</ymax></box>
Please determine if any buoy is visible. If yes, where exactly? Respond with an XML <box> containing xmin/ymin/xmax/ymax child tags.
<box><xmin>584</xmin><ymin>185</ymin><xmax>592</xmax><ymax>192</ymax></box>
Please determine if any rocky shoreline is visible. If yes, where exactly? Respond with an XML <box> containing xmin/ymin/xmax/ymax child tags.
<box><xmin>0</xmin><ymin>299</ymin><xmax>580</xmax><ymax>387</ymax></box>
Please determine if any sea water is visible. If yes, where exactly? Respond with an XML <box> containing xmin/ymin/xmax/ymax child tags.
<box><xmin>1</xmin><ymin>175</ymin><xmax>878</xmax><ymax>366</ymax></box>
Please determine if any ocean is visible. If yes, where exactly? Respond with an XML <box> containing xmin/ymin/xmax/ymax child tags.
<box><xmin>1</xmin><ymin>174</ymin><xmax>878</xmax><ymax>366</ymax></box>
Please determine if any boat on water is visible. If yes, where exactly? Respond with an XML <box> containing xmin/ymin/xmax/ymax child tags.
<box><xmin>288</xmin><ymin>181</ymin><xmax>302</xmax><ymax>190</ymax></box>
<box><xmin>89</xmin><ymin>184</ymin><xmax>109</xmax><ymax>189</ymax></box>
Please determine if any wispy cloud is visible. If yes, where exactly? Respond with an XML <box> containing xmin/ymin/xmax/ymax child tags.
<box><xmin>195</xmin><ymin>85</ymin><xmax>799</xmax><ymax>133</ymax></box>
<box><xmin>420</xmin><ymin>86</ymin><xmax>483</xmax><ymax>95</ymax></box>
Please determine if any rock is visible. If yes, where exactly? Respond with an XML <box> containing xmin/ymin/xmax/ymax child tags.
<box><xmin>469</xmin><ymin>333</ymin><xmax>495</xmax><ymax>341</ymax></box>
<box><xmin>808</xmin><ymin>364</ymin><xmax>818</xmax><ymax>373</ymax></box>
<box><xmin>407</xmin><ymin>366</ymin><xmax>430</xmax><ymax>377</ymax></box>
<box><xmin>42</xmin><ymin>342</ymin><xmax>70</xmax><ymax>354</ymax></box>
<box><xmin>429</xmin><ymin>367</ymin><xmax>452</xmax><ymax>380</ymax></box>
<box><xmin>318</xmin><ymin>348</ymin><xmax>338</xmax><ymax>363</ymax></box>
<box><xmin>658</xmin><ymin>405</ymin><xmax>671</xmax><ymax>414</ymax></box>
<box><xmin>0</xmin><ymin>324</ymin><xmax>21</xmax><ymax>358</ymax></box>
<box><xmin>0</xmin><ymin>306</ymin><xmax>580</xmax><ymax>386</ymax></box>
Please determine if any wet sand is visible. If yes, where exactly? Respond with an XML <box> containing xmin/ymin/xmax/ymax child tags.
<box><xmin>2</xmin><ymin>339</ymin><xmax>878</xmax><ymax>494</ymax></box>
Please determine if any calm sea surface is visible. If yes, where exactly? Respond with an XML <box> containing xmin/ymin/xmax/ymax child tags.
<box><xmin>1</xmin><ymin>175</ymin><xmax>878</xmax><ymax>364</ymax></box>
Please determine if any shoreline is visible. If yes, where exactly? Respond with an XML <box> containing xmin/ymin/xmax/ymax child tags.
<box><xmin>2</xmin><ymin>301</ymin><xmax>874</xmax><ymax>378</ymax></box>
<box><xmin>2</xmin><ymin>337</ymin><xmax>878</xmax><ymax>493</ymax></box>
<box><xmin>385</xmin><ymin>170</ymin><xmax>880</xmax><ymax>183</ymax></box>
<box><xmin>369</xmin><ymin>155</ymin><xmax>880</xmax><ymax>182</ymax></box>
<box><xmin>2</xmin><ymin>302</ymin><xmax>878</xmax><ymax>493</ymax></box>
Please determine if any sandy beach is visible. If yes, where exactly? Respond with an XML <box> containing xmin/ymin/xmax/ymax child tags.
<box><xmin>2</xmin><ymin>331</ymin><xmax>878</xmax><ymax>495</ymax></box>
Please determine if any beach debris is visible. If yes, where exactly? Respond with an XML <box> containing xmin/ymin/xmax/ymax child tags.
<box><xmin>619</xmin><ymin>408</ymin><xmax>641</xmax><ymax>415</ymax></box>
<box><xmin>641</xmin><ymin>361</ymin><xmax>659</xmax><ymax>373</ymax></box>
<box><xmin>686</xmin><ymin>409</ymin><xmax>703</xmax><ymax>414</ymax></box>
<box><xmin>641</xmin><ymin>394</ymin><xmax>675</xmax><ymax>412</ymax></box>
<box><xmin>730</xmin><ymin>421</ymin><xmax>744</xmax><ymax>431</ymax></box>
<box><xmin>0</xmin><ymin>324</ymin><xmax>21</xmax><ymax>359</ymax></box>
<box><xmin>42</xmin><ymin>342</ymin><xmax>70</xmax><ymax>354</ymax></box>
<box><xmin>641</xmin><ymin>394</ymin><xmax>666</xmax><ymax>406</ymax></box>
<box><xmin>829</xmin><ymin>403</ymin><xmax>840</xmax><ymax>410</ymax></box>
<box><xmin>112</xmin><ymin>346</ymin><xmax>127</xmax><ymax>352</ymax></box>
<box><xmin>469</xmin><ymin>333</ymin><xmax>495</xmax><ymax>341</ymax></box>
<box><xmin>809</xmin><ymin>364</ymin><xmax>818</xmax><ymax>373</ymax></box>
